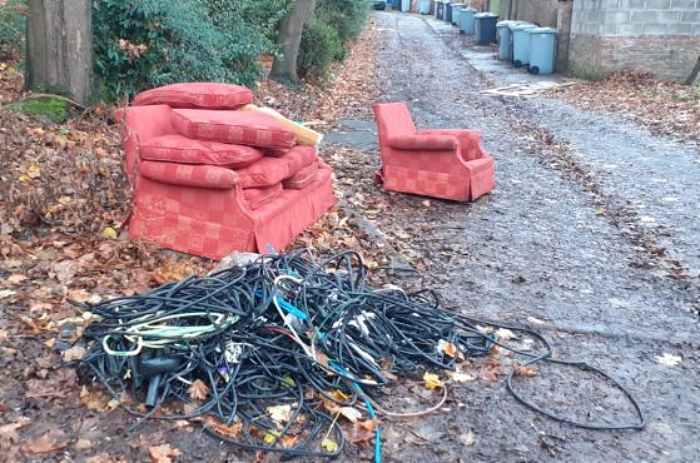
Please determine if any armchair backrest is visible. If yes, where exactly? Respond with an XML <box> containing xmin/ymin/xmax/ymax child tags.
<box><xmin>372</xmin><ymin>102</ymin><xmax>417</xmax><ymax>147</ymax></box>
<box><xmin>114</xmin><ymin>104</ymin><xmax>176</xmax><ymax>180</ymax></box>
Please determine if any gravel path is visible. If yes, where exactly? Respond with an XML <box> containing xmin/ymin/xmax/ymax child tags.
<box><xmin>325</xmin><ymin>11</ymin><xmax>700</xmax><ymax>462</ymax></box>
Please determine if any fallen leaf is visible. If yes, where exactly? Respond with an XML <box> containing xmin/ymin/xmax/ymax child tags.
<box><xmin>655</xmin><ymin>353</ymin><xmax>682</xmax><ymax>366</ymax></box>
<box><xmin>358</xmin><ymin>419</ymin><xmax>379</xmax><ymax>431</ymax></box>
<box><xmin>480</xmin><ymin>359</ymin><xmax>502</xmax><ymax>382</ymax></box>
<box><xmin>321</xmin><ymin>438</ymin><xmax>339</xmax><ymax>452</ymax></box>
<box><xmin>447</xmin><ymin>371</ymin><xmax>476</xmax><ymax>383</ymax></box>
<box><xmin>337</xmin><ymin>406</ymin><xmax>362</xmax><ymax>423</ymax></box>
<box><xmin>526</xmin><ymin>316</ymin><xmax>546</xmax><ymax>325</ymax></box>
<box><xmin>515</xmin><ymin>365</ymin><xmax>539</xmax><ymax>378</ymax></box>
<box><xmin>149</xmin><ymin>443</ymin><xmax>181</xmax><ymax>463</ymax></box>
<box><xmin>23</xmin><ymin>432</ymin><xmax>69</xmax><ymax>454</ymax></box>
<box><xmin>263</xmin><ymin>430</ymin><xmax>282</xmax><ymax>444</ymax></box>
<box><xmin>267</xmin><ymin>404</ymin><xmax>292</xmax><ymax>423</ymax></box>
<box><xmin>0</xmin><ymin>289</ymin><xmax>17</xmax><ymax>300</ymax></box>
<box><xmin>102</xmin><ymin>227</ymin><xmax>118</xmax><ymax>240</ymax></box>
<box><xmin>495</xmin><ymin>328</ymin><xmax>519</xmax><ymax>340</ymax></box>
<box><xmin>62</xmin><ymin>345</ymin><xmax>86</xmax><ymax>361</ymax></box>
<box><xmin>459</xmin><ymin>429</ymin><xmax>476</xmax><ymax>446</ymax></box>
<box><xmin>188</xmin><ymin>379</ymin><xmax>209</xmax><ymax>402</ymax></box>
<box><xmin>423</xmin><ymin>372</ymin><xmax>444</xmax><ymax>390</ymax></box>
<box><xmin>437</xmin><ymin>339</ymin><xmax>458</xmax><ymax>357</ymax></box>
<box><xmin>7</xmin><ymin>273</ymin><xmax>27</xmax><ymax>284</ymax></box>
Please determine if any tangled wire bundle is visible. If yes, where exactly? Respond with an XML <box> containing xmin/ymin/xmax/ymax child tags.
<box><xmin>70</xmin><ymin>249</ymin><xmax>645</xmax><ymax>460</ymax></box>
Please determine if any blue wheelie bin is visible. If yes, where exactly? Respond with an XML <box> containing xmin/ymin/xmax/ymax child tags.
<box><xmin>445</xmin><ymin>2</ymin><xmax>454</xmax><ymax>23</ymax></box>
<box><xmin>496</xmin><ymin>20</ymin><xmax>518</xmax><ymax>61</ymax></box>
<box><xmin>459</xmin><ymin>7</ymin><xmax>477</xmax><ymax>34</ymax></box>
<box><xmin>511</xmin><ymin>23</ymin><xmax>537</xmax><ymax>67</ymax></box>
<box><xmin>420</xmin><ymin>0</ymin><xmax>431</xmax><ymax>14</ymax></box>
<box><xmin>451</xmin><ymin>4</ymin><xmax>465</xmax><ymax>26</ymax></box>
<box><xmin>474</xmin><ymin>12</ymin><xmax>499</xmax><ymax>45</ymax></box>
<box><xmin>527</xmin><ymin>27</ymin><xmax>559</xmax><ymax>75</ymax></box>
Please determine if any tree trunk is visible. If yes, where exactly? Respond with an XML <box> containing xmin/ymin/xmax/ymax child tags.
<box><xmin>26</xmin><ymin>0</ymin><xmax>95</xmax><ymax>105</ymax></box>
<box><xmin>684</xmin><ymin>56</ymin><xmax>700</xmax><ymax>85</ymax></box>
<box><xmin>270</xmin><ymin>0</ymin><xmax>316</xmax><ymax>83</ymax></box>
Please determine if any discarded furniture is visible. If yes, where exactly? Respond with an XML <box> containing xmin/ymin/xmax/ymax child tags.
<box><xmin>115</xmin><ymin>83</ymin><xmax>336</xmax><ymax>260</ymax></box>
<box><xmin>372</xmin><ymin>102</ymin><xmax>494</xmax><ymax>201</ymax></box>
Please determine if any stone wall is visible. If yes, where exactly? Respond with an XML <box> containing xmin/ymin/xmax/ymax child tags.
<box><xmin>497</xmin><ymin>0</ymin><xmax>573</xmax><ymax>73</ymax></box>
<box><xmin>570</xmin><ymin>0</ymin><xmax>700</xmax><ymax>81</ymax></box>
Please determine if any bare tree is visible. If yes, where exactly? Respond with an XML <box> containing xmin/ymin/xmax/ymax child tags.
<box><xmin>26</xmin><ymin>0</ymin><xmax>95</xmax><ymax>105</ymax></box>
<box><xmin>270</xmin><ymin>0</ymin><xmax>316</xmax><ymax>83</ymax></box>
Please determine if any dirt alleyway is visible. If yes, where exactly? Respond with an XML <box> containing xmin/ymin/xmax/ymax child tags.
<box><xmin>324</xmin><ymin>10</ymin><xmax>700</xmax><ymax>462</ymax></box>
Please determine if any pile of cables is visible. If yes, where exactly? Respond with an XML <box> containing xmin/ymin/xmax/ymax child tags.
<box><xmin>69</xmin><ymin>249</ymin><xmax>645</xmax><ymax>461</ymax></box>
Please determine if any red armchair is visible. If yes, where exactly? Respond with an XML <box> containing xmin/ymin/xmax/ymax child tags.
<box><xmin>114</xmin><ymin>85</ymin><xmax>337</xmax><ymax>260</ymax></box>
<box><xmin>372</xmin><ymin>102</ymin><xmax>495</xmax><ymax>201</ymax></box>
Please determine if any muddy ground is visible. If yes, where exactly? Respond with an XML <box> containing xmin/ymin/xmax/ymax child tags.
<box><xmin>3</xmin><ymin>9</ymin><xmax>700</xmax><ymax>463</ymax></box>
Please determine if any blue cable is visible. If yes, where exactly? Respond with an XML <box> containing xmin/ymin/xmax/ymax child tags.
<box><xmin>332</xmin><ymin>363</ymin><xmax>382</xmax><ymax>463</ymax></box>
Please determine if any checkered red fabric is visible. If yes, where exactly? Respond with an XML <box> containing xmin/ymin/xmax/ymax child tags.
<box><xmin>236</xmin><ymin>157</ymin><xmax>290</xmax><ymax>188</ymax></box>
<box><xmin>274</xmin><ymin>145</ymin><xmax>318</xmax><ymax>177</ymax></box>
<box><xmin>387</xmin><ymin>134</ymin><xmax>457</xmax><ymax>151</ymax></box>
<box><xmin>283</xmin><ymin>162</ymin><xmax>319</xmax><ymax>190</ymax></box>
<box><xmin>140</xmin><ymin>161</ymin><xmax>239</xmax><ymax>189</ymax></box>
<box><xmin>171</xmin><ymin>109</ymin><xmax>296</xmax><ymax>149</ymax></box>
<box><xmin>242</xmin><ymin>183</ymin><xmax>284</xmax><ymax>210</ymax></box>
<box><xmin>141</xmin><ymin>134</ymin><xmax>263</xmax><ymax>168</ymax></box>
<box><xmin>133</xmin><ymin>82</ymin><xmax>254</xmax><ymax>109</ymax></box>
<box><xmin>372</xmin><ymin>102</ymin><xmax>495</xmax><ymax>202</ymax></box>
<box><xmin>116</xmin><ymin>92</ymin><xmax>337</xmax><ymax>260</ymax></box>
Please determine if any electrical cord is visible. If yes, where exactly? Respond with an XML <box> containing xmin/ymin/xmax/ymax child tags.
<box><xmin>67</xmin><ymin>248</ymin><xmax>646</xmax><ymax>461</ymax></box>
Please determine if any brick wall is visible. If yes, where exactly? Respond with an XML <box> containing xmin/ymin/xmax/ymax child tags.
<box><xmin>497</xmin><ymin>0</ymin><xmax>574</xmax><ymax>73</ymax></box>
<box><xmin>570</xmin><ymin>0</ymin><xmax>700</xmax><ymax>81</ymax></box>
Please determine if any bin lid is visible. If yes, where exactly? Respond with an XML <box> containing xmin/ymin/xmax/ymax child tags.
<box><xmin>527</xmin><ymin>27</ymin><xmax>559</xmax><ymax>35</ymax></box>
<box><xmin>511</xmin><ymin>23</ymin><xmax>538</xmax><ymax>31</ymax></box>
<box><xmin>474</xmin><ymin>12</ymin><xmax>499</xmax><ymax>18</ymax></box>
<box><xmin>497</xmin><ymin>20</ymin><xmax>519</xmax><ymax>28</ymax></box>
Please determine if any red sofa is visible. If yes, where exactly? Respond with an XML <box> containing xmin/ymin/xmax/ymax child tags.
<box><xmin>115</xmin><ymin>83</ymin><xmax>337</xmax><ymax>260</ymax></box>
<box><xmin>373</xmin><ymin>102</ymin><xmax>495</xmax><ymax>201</ymax></box>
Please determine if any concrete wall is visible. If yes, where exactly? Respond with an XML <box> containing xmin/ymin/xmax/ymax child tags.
<box><xmin>498</xmin><ymin>0</ymin><xmax>574</xmax><ymax>73</ymax></box>
<box><xmin>569</xmin><ymin>0</ymin><xmax>700</xmax><ymax>81</ymax></box>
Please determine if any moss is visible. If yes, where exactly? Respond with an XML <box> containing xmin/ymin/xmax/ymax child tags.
<box><xmin>4</xmin><ymin>97</ymin><xmax>68</xmax><ymax>123</ymax></box>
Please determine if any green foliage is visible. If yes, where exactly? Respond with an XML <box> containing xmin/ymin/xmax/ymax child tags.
<box><xmin>315</xmin><ymin>0</ymin><xmax>370</xmax><ymax>43</ymax></box>
<box><xmin>93</xmin><ymin>0</ymin><xmax>280</xmax><ymax>103</ymax></box>
<box><xmin>5</xmin><ymin>97</ymin><xmax>68</xmax><ymax>123</ymax></box>
<box><xmin>297</xmin><ymin>0</ymin><xmax>370</xmax><ymax>80</ymax></box>
<box><xmin>0</xmin><ymin>0</ymin><xmax>26</xmax><ymax>60</ymax></box>
<box><xmin>297</xmin><ymin>19</ymin><xmax>343</xmax><ymax>81</ymax></box>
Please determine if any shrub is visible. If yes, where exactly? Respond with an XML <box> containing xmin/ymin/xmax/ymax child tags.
<box><xmin>297</xmin><ymin>0</ymin><xmax>369</xmax><ymax>80</ymax></box>
<box><xmin>0</xmin><ymin>0</ymin><xmax>26</xmax><ymax>61</ymax></box>
<box><xmin>93</xmin><ymin>0</ymin><xmax>278</xmax><ymax>103</ymax></box>
<box><xmin>315</xmin><ymin>0</ymin><xmax>370</xmax><ymax>43</ymax></box>
<box><xmin>297</xmin><ymin>20</ymin><xmax>343</xmax><ymax>81</ymax></box>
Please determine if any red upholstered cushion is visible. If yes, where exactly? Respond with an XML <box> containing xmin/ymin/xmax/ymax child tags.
<box><xmin>283</xmin><ymin>162</ymin><xmax>318</xmax><ymax>190</ymax></box>
<box><xmin>236</xmin><ymin>157</ymin><xmax>290</xmax><ymax>188</ymax></box>
<box><xmin>139</xmin><ymin>161</ymin><xmax>238</xmax><ymax>189</ymax></box>
<box><xmin>171</xmin><ymin>109</ymin><xmax>296</xmax><ymax>149</ymax></box>
<box><xmin>242</xmin><ymin>183</ymin><xmax>283</xmax><ymax>210</ymax></box>
<box><xmin>274</xmin><ymin>145</ymin><xmax>318</xmax><ymax>176</ymax></box>
<box><xmin>140</xmin><ymin>134</ymin><xmax>263</xmax><ymax>168</ymax></box>
<box><xmin>133</xmin><ymin>83</ymin><xmax>254</xmax><ymax>109</ymax></box>
<box><xmin>387</xmin><ymin>134</ymin><xmax>457</xmax><ymax>151</ymax></box>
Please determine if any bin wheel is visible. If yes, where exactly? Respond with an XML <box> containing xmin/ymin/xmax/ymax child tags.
<box><xmin>529</xmin><ymin>65</ymin><xmax>540</xmax><ymax>75</ymax></box>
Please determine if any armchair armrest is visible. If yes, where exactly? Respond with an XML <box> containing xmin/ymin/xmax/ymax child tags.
<box><xmin>417</xmin><ymin>129</ymin><xmax>484</xmax><ymax>161</ymax></box>
<box><xmin>140</xmin><ymin>161</ymin><xmax>239</xmax><ymax>189</ymax></box>
<box><xmin>387</xmin><ymin>134</ymin><xmax>457</xmax><ymax>151</ymax></box>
